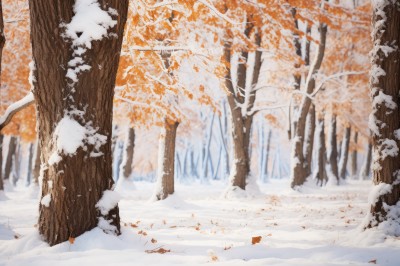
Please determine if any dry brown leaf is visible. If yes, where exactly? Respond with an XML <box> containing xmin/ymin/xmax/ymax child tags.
<box><xmin>68</xmin><ymin>237</ymin><xmax>75</xmax><ymax>244</ymax></box>
<box><xmin>368</xmin><ymin>259</ymin><xmax>377</xmax><ymax>264</ymax></box>
<box><xmin>145</xmin><ymin>247</ymin><xmax>170</xmax><ymax>254</ymax></box>
<box><xmin>151</xmin><ymin>238</ymin><xmax>157</xmax><ymax>244</ymax></box>
<box><xmin>252</xmin><ymin>236</ymin><xmax>262</xmax><ymax>245</ymax></box>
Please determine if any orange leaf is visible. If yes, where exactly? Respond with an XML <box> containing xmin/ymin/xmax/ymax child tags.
<box><xmin>69</xmin><ymin>237</ymin><xmax>75</xmax><ymax>244</ymax></box>
<box><xmin>252</xmin><ymin>236</ymin><xmax>262</xmax><ymax>245</ymax></box>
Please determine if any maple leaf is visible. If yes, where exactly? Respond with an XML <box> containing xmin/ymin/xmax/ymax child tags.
<box><xmin>252</xmin><ymin>236</ymin><xmax>262</xmax><ymax>245</ymax></box>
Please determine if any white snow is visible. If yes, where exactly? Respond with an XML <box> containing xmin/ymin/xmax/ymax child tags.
<box><xmin>96</xmin><ymin>190</ymin><xmax>121</xmax><ymax>216</ymax></box>
<box><xmin>1</xmin><ymin>180</ymin><xmax>400</xmax><ymax>265</ymax></box>
<box><xmin>40</xmin><ymin>194</ymin><xmax>51</xmax><ymax>207</ymax></box>
<box><xmin>372</xmin><ymin>90</ymin><xmax>397</xmax><ymax>111</ymax></box>
<box><xmin>368</xmin><ymin>182</ymin><xmax>392</xmax><ymax>205</ymax></box>
<box><xmin>53</xmin><ymin>116</ymin><xmax>87</xmax><ymax>155</ymax></box>
<box><xmin>0</xmin><ymin>92</ymin><xmax>34</xmax><ymax>126</ymax></box>
<box><xmin>380</xmin><ymin>138</ymin><xmax>399</xmax><ymax>160</ymax></box>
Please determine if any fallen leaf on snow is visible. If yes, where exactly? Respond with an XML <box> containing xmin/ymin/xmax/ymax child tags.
<box><xmin>252</xmin><ymin>236</ymin><xmax>262</xmax><ymax>245</ymax></box>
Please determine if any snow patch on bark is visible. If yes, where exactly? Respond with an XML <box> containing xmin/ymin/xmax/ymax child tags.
<box><xmin>96</xmin><ymin>190</ymin><xmax>121</xmax><ymax>216</ymax></box>
<box><xmin>368</xmin><ymin>182</ymin><xmax>392</xmax><ymax>205</ymax></box>
<box><xmin>40</xmin><ymin>194</ymin><xmax>51</xmax><ymax>207</ymax></box>
<box><xmin>98</xmin><ymin>217</ymin><xmax>119</xmax><ymax>235</ymax></box>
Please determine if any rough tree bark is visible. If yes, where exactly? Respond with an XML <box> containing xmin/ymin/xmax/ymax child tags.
<box><xmin>119</xmin><ymin>127</ymin><xmax>135</xmax><ymax>179</ymax></box>
<box><xmin>154</xmin><ymin>119</ymin><xmax>179</xmax><ymax>200</ymax></box>
<box><xmin>367</xmin><ymin>1</ymin><xmax>400</xmax><ymax>231</ymax></box>
<box><xmin>4</xmin><ymin>136</ymin><xmax>17</xmax><ymax>180</ymax></box>
<box><xmin>29</xmin><ymin>0</ymin><xmax>128</xmax><ymax>246</ymax></box>
<box><xmin>314</xmin><ymin>114</ymin><xmax>328</xmax><ymax>186</ymax></box>
<box><xmin>327</xmin><ymin>114</ymin><xmax>339</xmax><ymax>184</ymax></box>
<box><xmin>339</xmin><ymin>126</ymin><xmax>351</xmax><ymax>179</ymax></box>
<box><xmin>290</xmin><ymin>21</ymin><xmax>328</xmax><ymax>188</ymax></box>
<box><xmin>350</xmin><ymin>131</ymin><xmax>358</xmax><ymax>177</ymax></box>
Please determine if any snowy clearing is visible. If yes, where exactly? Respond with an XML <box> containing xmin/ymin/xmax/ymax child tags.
<box><xmin>1</xmin><ymin>179</ymin><xmax>399</xmax><ymax>266</ymax></box>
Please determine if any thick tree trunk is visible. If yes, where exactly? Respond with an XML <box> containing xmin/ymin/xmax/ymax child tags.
<box><xmin>304</xmin><ymin>104</ymin><xmax>316</xmax><ymax>176</ymax></box>
<box><xmin>327</xmin><ymin>114</ymin><xmax>339</xmax><ymax>184</ymax></box>
<box><xmin>339</xmin><ymin>126</ymin><xmax>351</xmax><ymax>179</ymax></box>
<box><xmin>0</xmin><ymin>134</ymin><xmax>3</xmax><ymax>190</ymax></box>
<box><xmin>154</xmin><ymin>119</ymin><xmax>179</xmax><ymax>200</ymax></box>
<box><xmin>4</xmin><ymin>136</ymin><xmax>17</xmax><ymax>180</ymax></box>
<box><xmin>32</xmin><ymin>140</ymin><xmax>41</xmax><ymax>184</ymax></box>
<box><xmin>290</xmin><ymin>22</ymin><xmax>328</xmax><ymax>188</ymax></box>
<box><xmin>350</xmin><ymin>131</ymin><xmax>358</xmax><ymax>177</ymax></box>
<box><xmin>314</xmin><ymin>115</ymin><xmax>328</xmax><ymax>186</ymax></box>
<box><xmin>119</xmin><ymin>127</ymin><xmax>135</xmax><ymax>179</ymax></box>
<box><xmin>29</xmin><ymin>0</ymin><xmax>128</xmax><ymax>246</ymax></box>
<box><xmin>367</xmin><ymin>1</ymin><xmax>400</xmax><ymax>230</ymax></box>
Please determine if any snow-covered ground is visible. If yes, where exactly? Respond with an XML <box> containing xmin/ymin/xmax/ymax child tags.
<box><xmin>0</xmin><ymin>179</ymin><xmax>399</xmax><ymax>265</ymax></box>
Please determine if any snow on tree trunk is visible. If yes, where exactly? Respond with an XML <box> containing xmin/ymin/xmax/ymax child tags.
<box><xmin>29</xmin><ymin>0</ymin><xmax>128</xmax><ymax>246</ymax></box>
<box><xmin>154</xmin><ymin>119</ymin><xmax>179</xmax><ymax>200</ymax></box>
<box><xmin>314</xmin><ymin>114</ymin><xmax>328</xmax><ymax>186</ymax></box>
<box><xmin>339</xmin><ymin>126</ymin><xmax>351</xmax><ymax>179</ymax></box>
<box><xmin>350</xmin><ymin>131</ymin><xmax>358</xmax><ymax>177</ymax></box>
<box><xmin>4</xmin><ymin>135</ymin><xmax>16</xmax><ymax>181</ymax></box>
<box><xmin>119</xmin><ymin>127</ymin><xmax>135</xmax><ymax>179</ymax></box>
<box><xmin>304</xmin><ymin>104</ymin><xmax>316</xmax><ymax>177</ymax></box>
<box><xmin>365</xmin><ymin>0</ymin><xmax>400</xmax><ymax>233</ymax></box>
<box><xmin>290</xmin><ymin>22</ymin><xmax>328</xmax><ymax>189</ymax></box>
<box><xmin>327</xmin><ymin>114</ymin><xmax>339</xmax><ymax>184</ymax></box>
<box><xmin>0</xmin><ymin>134</ymin><xmax>3</xmax><ymax>190</ymax></box>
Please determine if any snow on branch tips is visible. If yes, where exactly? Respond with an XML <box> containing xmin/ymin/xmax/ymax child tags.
<box><xmin>0</xmin><ymin>92</ymin><xmax>34</xmax><ymax>130</ymax></box>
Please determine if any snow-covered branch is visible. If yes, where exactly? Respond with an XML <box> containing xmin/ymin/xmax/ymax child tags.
<box><xmin>312</xmin><ymin>71</ymin><xmax>367</xmax><ymax>97</ymax></box>
<box><xmin>0</xmin><ymin>92</ymin><xmax>34</xmax><ymax>130</ymax></box>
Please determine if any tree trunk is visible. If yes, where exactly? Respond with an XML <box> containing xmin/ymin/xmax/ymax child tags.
<box><xmin>32</xmin><ymin>140</ymin><xmax>41</xmax><ymax>184</ymax></box>
<box><xmin>290</xmin><ymin>22</ymin><xmax>328</xmax><ymax>188</ymax></box>
<box><xmin>154</xmin><ymin>119</ymin><xmax>179</xmax><ymax>200</ymax></box>
<box><xmin>304</xmin><ymin>104</ymin><xmax>316</xmax><ymax>176</ymax></box>
<box><xmin>12</xmin><ymin>137</ymin><xmax>21</xmax><ymax>186</ymax></box>
<box><xmin>0</xmin><ymin>134</ymin><xmax>3</xmax><ymax>190</ymax></box>
<box><xmin>367</xmin><ymin>1</ymin><xmax>400</xmax><ymax>231</ymax></box>
<box><xmin>360</xmin><ymin>141</ymin><xmax>372</xmax><ymax>180</ymax></box>
<box><xmin>0</xmin><ymin>0</ymin><xmax>5</xmax><ymax>77</ymax></box>
<box><xmin>26</xmin><ymin>143</ymin><xmax>34</xmax><ymax>185</ymax></box>
<box><xmin>339</xmin><ymin>126</ymin><xmax>351</xmax><ymax>179</ymax></box>
<box><xmin>264</xmin><ymin>129</ymin><xmax>272</xmax><ymax>181</ymax></box>
<box><xmin>327</xmin><ymin>114</ymin><xmax>339</xmax><ymax>184</ymax></box>
<box><xmin>4</xmin><ymin>136</ymin><xmax>17</xmax><ymax>180</ymax></box>
<box><xmin>119</xmin><ymin>127</ymin><xmax>135</xmax><ymax>179</ymax></box>
<box><xmin>314</xmin><ymin>115</ymin><xmax>328</xmax><ymax>186</ymax></box>
<box><xmin>29</xmin><ymin>0</ymin><xmax>128</xmax><ymax>246</ymax></box>
<box><xmin>350</xmin><ymin>131</ymin><xmax>358</xmax><ymax>177</ymax></box>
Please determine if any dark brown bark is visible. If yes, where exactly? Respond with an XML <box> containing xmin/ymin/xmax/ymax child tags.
<box><xmin>4</xmin><ymin>136</ymin><xmax>17</xmax><ymax>180</ymax></box>
<box><xmin>32</xmin><ymin>140</ymin><xmax>41</xmax><ymax>184</ymax></box>
<box><xmin>290</xmin><ymin>22</ymin><xmax>328</xmax><ymax>188</ymax></box>
<box><xmin>0</xmin><ymin>134</ymin><xmax>3</xmax><ymax>190</ymax></box>
<box><xmin>367</xmin><ymin>2</ymin><xmax>400</xmax><ymax>230</ymax></box>
<box><xmin>350</xmin><ymin>131</ymin><xmax>358</xmax><ymax>177</ymax></box>
<box><xmin>120</xmin><ymin>127</ymin><xmax>135</xmax><ymax>179</ymax></box>
<box><xmin>327</xmin><ymin>114</ymin><xmax>339</xmax><ymax>184</ymax></box>
<box><xmin>155</xmin><ymin>119</ymin><xmax>179</xmax><ymax>200</ymax></box>
<box><xmin>314</xmin><ymin>115</ymin><xmax>328</xmax><ymax>186</ymax></box>
<box><xmin>29</xmin><ymin>0</ymin><xmax>128</xmax><ymax>246</ymax></box>
<box><xmin>304</xmin><ymin>104</ymin><xmax>316</xmax><ymax>176</ymax></box>
<box><xmin>339</xmin><ymin>126</ymin><xmax>351</xmax><ymax>179</ymax></box>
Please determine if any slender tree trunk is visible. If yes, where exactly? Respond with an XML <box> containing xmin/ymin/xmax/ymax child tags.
<box><xmin>0</xmin><ymin>134</ymin><xmax>3</xmax><ymax>190</ymax></box>
<box><xmin>4</xmin><ymin>136</ymin><xmax>17</xmax><ymax>180</ymax></box>
<box><xmin>290</xmin><ymin>22</ymin><xmax>328</xmax><ymax>188</ymax></box>
<box><xmin>119</xmin><ymin>127</ymin><xmax>135</xmax><ymax>179</ymax></box>
<box><xmin>350</xmin><ymin>131</ymin><xmax>358</xmax><ymax>177</ymax></box>
<box><xmin>265</xmin><ymin>129</ymin><xmax>272</xmax><ymax>179</ymax></box>
<box><xmin>360</xmin><ymin>141</ymin><xmax>372</xmax><ymax>180</ymax></box>
<box><xmin>26</xmin><ymin>143</ymin><xmax>34</xmax><ymax>185</ymax></box>
<box><xmin>314</xmin><ymin>115</ymin><xmax>328</xmax><ymax>186</ymax></box>
<box><xmin>32</xmin><ymin>140</ymin><xmax>41</xmax><ymax>185</ymax></box>
<box><xmin>154</xmin><ymin>119</ymin><xmax>179</xmax><ymax>200</ymax></box>
<box><xmin>367</xmin><ymin>1</ymin><xmax>400</xmax><ymax>230</ymax></box>
<box><xmin>12</xmin><ymin>138</ymin><xmax>21</xmax><ymax>186</ymax></box>
<box><xmin>339</xmin><ymin>126</ymin><xmax>351</xmax><ymax>179</ymax></box>
<box><xmin>304</xmin><ymin>104</ymin><xmax>316</xmax><ymax>176</ymax></box>
<box><xmin>327</xmin><ymin>114</ymin><xmax>339</xmax><ymax>184</ymax></box>
<box><xmin>29</xmin><ymin>0</ymin><xmax>128</xmax><ymax>246</ymax></box>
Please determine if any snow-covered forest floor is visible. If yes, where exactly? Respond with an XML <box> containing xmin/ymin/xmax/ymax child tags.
<box><xmin>1</xmin><ymin>179</ymin><xmax>399</xmax><ymax>266</ymax></box>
